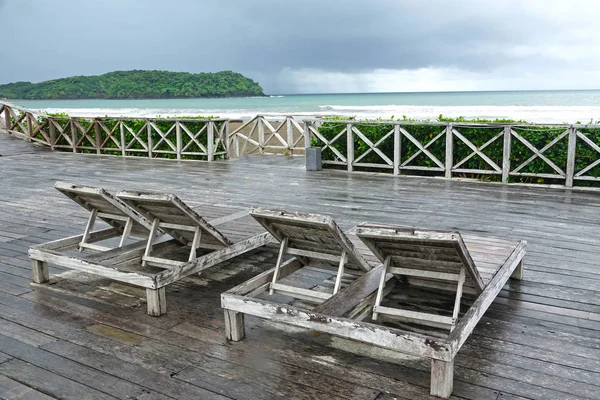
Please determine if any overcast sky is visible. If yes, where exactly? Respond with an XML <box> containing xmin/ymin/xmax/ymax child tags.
<box><xmin>1</xmin><ymin>0</ymin><xmax>599</xmax><ymax>94</ymax></box>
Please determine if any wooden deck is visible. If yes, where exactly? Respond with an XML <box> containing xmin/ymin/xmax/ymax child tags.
<box><xmin>0</xmin><ymin>132</ymin><xmax>599</xmax><ymax>399</ymax></box>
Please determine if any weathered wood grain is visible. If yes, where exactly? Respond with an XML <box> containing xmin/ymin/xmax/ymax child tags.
<box><xmin>0</xmin><ymin>132</ymin><xmax>599</xmax><ymax>400</ymax></box>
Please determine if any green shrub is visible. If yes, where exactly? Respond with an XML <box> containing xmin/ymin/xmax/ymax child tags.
<box><xmin>313</xmin><ymin>115</ymin><xmax>600</xmax><ymax>186</ymax></box>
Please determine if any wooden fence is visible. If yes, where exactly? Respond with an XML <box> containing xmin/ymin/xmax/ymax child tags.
<box><xmin>228</xmin><ymin>115</ymin><xmax>306</xmax><ymax>156</ymax></box>
<box><xmin>0</xmin><ymin>103</ymin><xmax>229</xmax><ymax>161</ymax></box>
<box><xmin>2</xmin><ymin>102</ymin><xmax>600</xmax><ymax>187</ymax></box>
<box><xmin>303</xmin><ymin>119</ymin><xmax>600</xmax><ymax>187</ymax></box>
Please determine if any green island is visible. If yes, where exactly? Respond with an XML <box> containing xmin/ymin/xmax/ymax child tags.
<box><xmin>0</xmin><ymin>70</ymin><xmax>265</xmax><ymax>100</ymax></box>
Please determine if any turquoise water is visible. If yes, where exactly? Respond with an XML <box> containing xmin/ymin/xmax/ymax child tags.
<box><xmin>9</xmin><ymin>90</ymin><xmax>600</xmax><ymax>123</ymax></box>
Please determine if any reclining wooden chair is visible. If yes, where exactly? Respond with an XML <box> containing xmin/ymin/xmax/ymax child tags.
<box><xmin>221</xmin><ymin>209</ymin><xmax>375</xmax><ymax>340</ymax></box>
<box><xmin>354</xmin><ymin>222</ymin><xmax>526</xmax><ymax>397</ymax></box>
<box><xmin>222</xmin><ymin>217</ymin><xmax>526</xmax><ymax>399</ymax></box>
<box><xmin>29</xmin><ymin>182</ymin><xmax>156</xmax><ymax>284</ymax></box>
<box><xmin>248</xmin><ymin>209</ymin><xmax>372</xmax><ymax>303</ymax></box>
<box><xmin>29</xmin><ymin>183</ymin><xmax>271</xmax><ymax>316</ymax></box>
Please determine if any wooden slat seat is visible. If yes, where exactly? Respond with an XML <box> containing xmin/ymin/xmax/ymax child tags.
<box><xmin>116</xmin><ymin>190</ymin><xmax>232</xmax><ymax>248</ymax></box>
<box><xmin>116</xmin><ymin>190</ymin><xmax>233</xmax><ymax>269</ymax></box>
<box><xmin>54</xmin><ymin>182</ymin><xmax>150</xmax><ymax>234</ymax></box>
<box><xmin>249</xmin><ymin>208</ymin><xmax>372</xmax><ymax>303</ymax></box>
<box><xmin>354</xmin><ymin>222</ymin><xmax>487</xmax><ymax>331</ymax></box>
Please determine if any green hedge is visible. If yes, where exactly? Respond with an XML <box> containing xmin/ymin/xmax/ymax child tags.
<box><xmin>33</xmin><ymin>114</ymin><xmax>225</xmax><ymax>161</ymax></box>
<box><xmin>312</xmin><ymin>116</ymin><xmax>600</xmax><ymax>185</ymax></box>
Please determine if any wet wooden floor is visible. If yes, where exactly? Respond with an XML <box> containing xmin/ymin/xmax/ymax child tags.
<box><xmin>0</xmin><ymin>132</ymin><xmax>599</xmax><ymax>400</ymax></box>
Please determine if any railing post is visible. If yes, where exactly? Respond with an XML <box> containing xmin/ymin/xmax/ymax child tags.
<box><xmin>147</xmin><ymin>120</ymin><xmax>153</xmax><ymax>158</ymax></box>
<box><xmin>347</xmin><ymin>123</ymin><xmax>354</xmax><ymax>172</ymax></box>
<box><xmin>119</xmin><ymin>121</ymin><xmax>126</xmax><ymax>157</ymax></box>
<box><xmin>502</xmin><ymin>126</ymin><xmax>512</xmax><ymax>183</ymax></box>
<box><xmin>223</xmin><ymin>120</ymin><xmax>230</xmax><ymax>160</ymax></box>
<box><xmin>207</xmin><ymin>121</ymin><xmax>215</xmax><ymax>162</ymax></box>
<box><xmin>445</xmin><ymin>123</ymin><xmax>453</xmax><ymax>179</ymax></box>
<box><xmin>94</xmin><ymin>119</ymin><xmax>101</xmax><ymax>154</ymax></box>
<box><xmin>393</xmin><ymin>123</ymin><xmax>401</xmax><ymax>176</ymax></box>
<box><xmin>565</xmin><ymin>125</ymin><xmax>577</xmax><ymax>188</ymax></box>
<box><xmin>303</xmin><ymin>120</ymin><xmax>311</xmax><ymax>148</ymax></box>
<box><xmin>258</xmin><ymin>116</ymin><xmax>265</xmax><ymax>154</ymax></box>
<box><xmin>26</xmin><ymin>113</ymin><xmax>33</xmax><ymax>141</ymax></box>
<box><xmin>175</xmin><ymin>121</ymin><xmax>182</xmax><ymax>160</ymax></box>
<box><xmin>286</xmin><ymin>117</ymin><xmax>293</xmax><ymax>155</ymax></box>
<box><xmin>48</xmin><ymin>118</ymin><xmax>56</xmax><ymax>149</ymax></box>
<box><xmin>3</xmin><ymin>106</ymin><xmax>10</xmax><ymax>133</ymax></box>
<box><xmin>70</xmin><ymin>119</ymin><xmax>77</xmax><ymax>153</ymax></box>
<box><xmin>234</xmin><ymin>126</ymin><xmax>240</xmax><ymax>158</ymax></box>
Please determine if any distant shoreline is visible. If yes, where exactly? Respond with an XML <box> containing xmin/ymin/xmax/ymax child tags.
<box><xmin>5</xmin><ymin>90</ymin><xmax>599</xmax><ymax>124</ymax></box>
<box><xmin>2</xmin><ymin>94</ymin><xmax>269</xmax><ymax>101</ymax></box>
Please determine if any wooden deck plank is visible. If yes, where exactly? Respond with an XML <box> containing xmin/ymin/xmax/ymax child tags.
<box><xmin>1</xmin><ymin>134</ymin><xmax>600</xmax><ymax>399</ymax></box>
<box><xmin>0</xmin><ymin>333</ymin><xmax>174</xmax><ymax>400</ymax></box>
<box><xmin>0</xmin><ymin>359</ymin><xmax>117</xmax><ymax>400</ymax></box>
<box><xmin>0</xmin><ymin>373</ymin><xmax>57</xmax><ymax>400</ymax></box>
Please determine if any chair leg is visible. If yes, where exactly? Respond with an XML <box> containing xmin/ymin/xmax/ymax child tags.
<box><xmin>333</xmin><ymin>250</ymin><xmax>347</xmax><ymax>294</ymax></box>
<box><xmin>224</xmin><ymin>309</ymin><xmax>245</xmax><ymax>341</ymax></box>
<box><xmin>146</xmin><ymin>287</ymin><xmax>167</xmax><ymax>316</ymax></box>
<box><xmin>31</xmin><ymin>259</ymin><xmax>49</xmax><ymax>284</ymax></box>
<box><xmin>269</xmin><ymin>237</ymin><xmax>288</xmax><ymax>295</ymax></box>
<box><xmin>511</xmin><ymin>259</ymin><xmax>524</xmax><ymax>280</ymax></box>
<box><xmin>430</xmin><ymin>358</ymin><xmax>454</xmax><ymax>398</ymax></box>
<box><xmin>142</xmin><ymin>218</ymin><xmax>160</xmax><ymax>267</ymax></box>
<box><xmin>372</xmin><ymin>256</ymin><xmax>391</xmax><ymax>321</ymax></box>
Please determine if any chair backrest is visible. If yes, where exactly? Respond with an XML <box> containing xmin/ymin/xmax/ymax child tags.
<box><xmin>116</xmin><ymin>190</ymin><xmax>231</xmax><ymax>248</ymax></box>
<box><xmin>354</xmin><ymin>223</ymin><xmax>485</xmax><ymax>292</ymax></box>
<box><xmin>54</xmin><ymin>182</ymin><xmax>152</xmax><ymax>238</ymax></box>
<box><xmin>250</xmin><ymin>208</ymin><xmax>371</xmax><ymax>272</ymax></box>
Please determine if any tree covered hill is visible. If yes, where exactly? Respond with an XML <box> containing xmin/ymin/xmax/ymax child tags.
<box><xmin>0</xmin><ymin>70</ymin><xmax>265</xmax><ymax>99</ymax></box>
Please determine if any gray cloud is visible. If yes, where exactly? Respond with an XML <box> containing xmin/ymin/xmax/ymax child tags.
<box><xmin>1</xmin><ymin>0</ymin><xmax>599</xmax><ymax>93</ymax></box>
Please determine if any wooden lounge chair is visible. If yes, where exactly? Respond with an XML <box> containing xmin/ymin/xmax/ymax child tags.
<box><xmin>221</xmin><ymin>218</ymin><xmax>526</xmax><ymax>399</ymax></box>
<box><xmin>248</xmin><ymin>208</ymin><xmax>372</xmax><ymax>303</ymax></box>
<box><xmin>221</xmin><ymin>208</ymin><xmax>380</xmax><ymax>333</ymax></box>
<box><xmin>29</xmin><ymin>183</ymin><xmax>271</xmax><ymax>316</ymax></box>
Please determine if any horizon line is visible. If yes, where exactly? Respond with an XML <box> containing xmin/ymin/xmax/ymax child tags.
<box><xmin>268</xmin><ymin>89</ymin><xmax>600</xmax><ymax>96</ymax></box>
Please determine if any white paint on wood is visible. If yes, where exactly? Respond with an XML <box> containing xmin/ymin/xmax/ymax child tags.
<box><xmin>224</xmin><ymin>309</ymin><xmax>245</xmax><ymax>341</ymax></box>
<box><xmin>502</xmin><ymin>126</ymin><xmax>511</xmax><ymax>183</ymax></box>
<box><xmin>146</xmin><ymin>287</ymin><xmax>167</xmax><ymax>316</ymax></box>
<box><xmin>346</xmin><ymin>123</ymin><xmax>354</xmax><ymax>172</ymax></box>
<box><xmin>221</xmin><ymin>294</ymin><xmax>453</xmax><ymax>360</ymax></box>
<box><xmin>565</xmin><ymin>125</ymin><xmax>577</xmax><ymax>187</ymax></box>
<box><xmin>31</xmin><ymin>259</ymin><xmax>49</xmax><ymax>284</ymax></box>
<box><xmin>29</xmin><ymin>248</ymin><xmax>157</xmax><ymax>288</ymax></box>
<box><xmin>271</xmin><ymin>283</ymin><xmax>331</xmax><ymax>302</ymax></box>
<box><xmin>430</xmin><ymin>358</ymin><xmax>454</xmax><ymax>398</ymax></box>
<box><xmin>511</xmin><ymin>259</ymin><xmax>524</xmax><ymax>280</ymax></box>
<box><xmin>450</xmin><ymin>267</ymin><xmax>466</xmax><ymax>330</ymax></box>
<box><xmin>332</xmin><ymin>250</ymin><xmax>347</xmax><ymax>294</ymax></box>
<box><xmin>393</xmin><ymin>124</ymin><xmax>401</xmax><ymax>175</ymax></box>
<box><xmin>447</xmin><ymin>240</ymin><xmax>527</xmax><ymax>356</ymax></box>
<box><xmin>269</xmin><ymin>237</ymin><xmax>288</xmax><ymax>295</ymax></box>
<box><xmin>373</xmin><ymin>306</ymin><xmax>454</xmax><ymax>327</ymax></box>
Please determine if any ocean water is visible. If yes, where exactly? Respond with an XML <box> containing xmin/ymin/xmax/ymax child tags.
<box><xmin>8</xmin><ymin>90</ymin><xmax>600</xmax><ymax>123</ymax></box>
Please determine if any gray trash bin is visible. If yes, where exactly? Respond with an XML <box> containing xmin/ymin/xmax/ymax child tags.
<box><xmin>305</xmin><ymin>147</ymin><xmax>322</xmax><ymax>171</ymax></box>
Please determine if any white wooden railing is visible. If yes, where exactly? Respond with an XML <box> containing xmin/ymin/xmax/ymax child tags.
<box><xmin>228</xmin><ymin>115</ymin><xmax>306</xmax><ymax>156</ymax></box>
<box><xmin>302</xmin><ymin>119</ymin><xmax>600</xmax><ymax>187</ymax></box>
<box><xmin>0</xmin><ymin>103</ymin><xmax>228</xmax><ymax>161</ymax></box>
<box><xmin>2</xmin><ymin>102</ymin><xmax>600</xmax><ymax>187</ymax></box>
